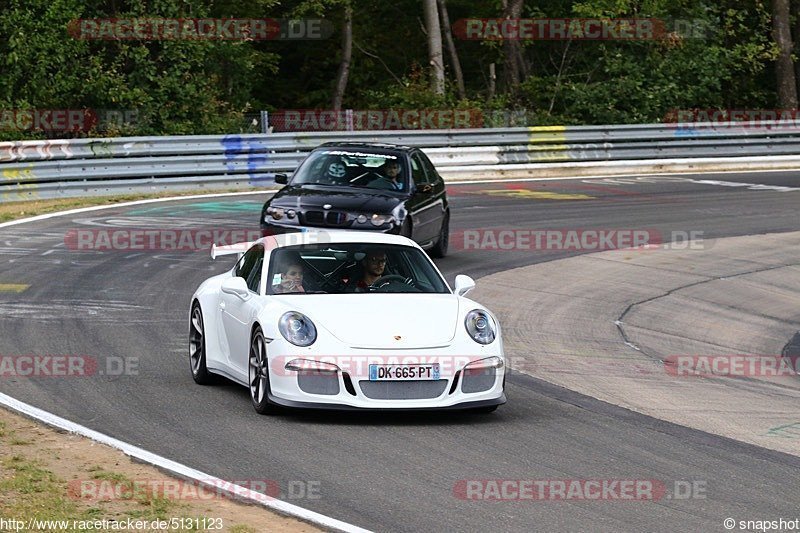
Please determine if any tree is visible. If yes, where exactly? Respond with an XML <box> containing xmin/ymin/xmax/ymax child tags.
<box><xmin>332</xmin><ymin>2</ymin><xmax>353</xmax><ymax>110</ymax></box>
<box><xmin>502</xmin><ymin>0</ymin><xmax>526</xmax><ymax>94</ymax></box>
<box><xmin>773</xmin><ymin>0</ymin><xmax>797</xmax><ymax>108</ymax></box>
<box><xmin>437</xmin><ymin>0</ymin><xmax>465</xmax><ymax>99</ymax></box>
<box><xmin>423</xmin><ymin>0</ymin><xmax>445</xmax><ymax>95</ymax></box>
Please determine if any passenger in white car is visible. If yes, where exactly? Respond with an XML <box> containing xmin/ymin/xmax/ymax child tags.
<box><xmin>273</xmin><ymin>260</ymin><xmax>306</xmax><ymax>294</ymax></box>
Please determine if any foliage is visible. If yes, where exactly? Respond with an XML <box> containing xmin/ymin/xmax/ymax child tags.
<box><xmin>0</xmin><ymin>0</ymin><xmax>790</xmax><ymax>137</ymax></box>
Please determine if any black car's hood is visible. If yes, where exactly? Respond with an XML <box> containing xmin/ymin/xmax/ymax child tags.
<box><xmin>269</xmin><ymin>185</ymin><xmax>404</xmax><ymax>213</ymax></box>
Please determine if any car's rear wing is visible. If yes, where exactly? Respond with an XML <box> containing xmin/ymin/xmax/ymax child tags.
<box><xmin>210</xmin><ymin>242</ymin><xmax>252</xmax><ymax>260</ymax></box>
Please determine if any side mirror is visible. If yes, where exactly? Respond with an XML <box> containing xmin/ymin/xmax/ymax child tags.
<box><xmin>221</xmin><ymin>276</ymin><xmax>251</xmax><ymax>300</ymax></box>
<box><xmin>274</xmin><ymin>173</ymin><xmax>288</xmax><ymax>185</ymax></box>
<box><xmin>453</xmin><ymin>274</ymin><xmax>476</xmax><ymax>297</ymax></box>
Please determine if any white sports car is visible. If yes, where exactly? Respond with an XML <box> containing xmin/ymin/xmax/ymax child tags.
<box><xmin>189</xmin><ymin>231</ymin><xmax>506</xmax><ymax>413</ymax></box>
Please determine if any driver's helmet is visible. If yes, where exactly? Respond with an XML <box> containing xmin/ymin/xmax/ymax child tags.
<box><xmin>325</xmin><ymin>158</ymin><xmax>346</xmax><ymax>179</ymax></box>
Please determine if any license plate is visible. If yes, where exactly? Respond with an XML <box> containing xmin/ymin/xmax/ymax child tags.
<box><xmin>369</xmin><ymin>364</ymin><xmax>440</xmax><ymax>381</ymax></box>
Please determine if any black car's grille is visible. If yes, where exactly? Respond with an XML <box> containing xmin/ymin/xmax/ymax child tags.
<box><xmin>303</xmin><ymin>210</ymin><xmax>349</xmax><ymax>227</ymax></box>
<box><xmin>327</xmin><ymin>211</ymin><xmax>348</xmax><ymax>225</ymax></box>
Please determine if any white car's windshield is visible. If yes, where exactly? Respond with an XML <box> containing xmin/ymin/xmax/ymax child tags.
<box><xmin>290</xmin><ymin>149</ymin><xmax>408</xmax><ymax>192</ymax></box>
<box><xmin>268</xmin><ymin>244</ymin><xmax>449</xmax><ymax>294</ymax></box>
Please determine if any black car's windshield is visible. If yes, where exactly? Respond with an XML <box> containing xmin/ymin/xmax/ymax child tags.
<box><xmin>268</xmin><ymin>244</ymin><xmax>449</xmax><ymax>294</ymax></box>
<box><xmin>291</xmin><ymin>149</ymin><xmax>408</xmax><ymax>192</ymax></box>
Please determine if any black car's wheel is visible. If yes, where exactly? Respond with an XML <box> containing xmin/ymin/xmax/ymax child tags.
<box><xmin>189</xmin><ymin>302</ymin><xmax>216</xmax><ymax>385</ymax></box>
<box><xmin>399</xmin><ymin>218</ymin><xmax>413</xmax><ymax>238</ymax></box>
<box><xmin>430</xmin><ymin>212</ymin><xmax>449</xmax><ymax>258</ymax></box>
<box><xmin>249</xmin><ymin>327</ymin><xmax>280</xmax><ymax>415</ymax></box>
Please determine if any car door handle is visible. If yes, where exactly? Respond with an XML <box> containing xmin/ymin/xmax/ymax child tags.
<box><xmin>219</xmin><ymin>301</ymin><xmax>226</xmax><ymax>311</ymax></box>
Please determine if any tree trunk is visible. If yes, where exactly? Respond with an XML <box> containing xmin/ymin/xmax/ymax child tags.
<box><xmin>792</xmin><ymin>0</ymin><xmax>800</xmax><ymax>98</ymax></box>
<box><xmin>423</xmin><ymin>0</ymin><xmax>445</xmax><ymax>95</ymax></box>
<box><xmin>332</xmin><ymin>3</ymin><xmax>353</xmax><ymax>111</ymax></box>
<box><xmin>773</xmin><ymin>0</ymin><xmax>797</xmax><ymax>108</ymax></box>
<box><xmin>488</xmin><ymin>63</ymin><xmax>496</xmax><ymax>100</ymax></box>
<box><xmin>502</xmin><ymin>0</ymin><xmax>525</xmax><ymax>94</ymax></box>
<box><xmin>437</xmin><ymin>0</ymin><xmax>465</xmax><ymax>99</ymax></box>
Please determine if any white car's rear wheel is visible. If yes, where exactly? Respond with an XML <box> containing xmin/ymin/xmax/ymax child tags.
<box><xmin>249</xmin><ymin>327</ymin><xmax>279</xmax><ymax>415</ymax></box>
<box><xmin>189</xmin><ymin>302</ymin><xmax>215</xmax><ymax>385</ymax></box>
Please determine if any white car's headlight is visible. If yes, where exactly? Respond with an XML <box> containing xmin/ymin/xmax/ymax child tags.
<box><xmin>465</xmin><ymin>309</ymin><xmax>496</xmax><ymax>344</ymax></box>
<box><xmin>279</xmin><ymin>312</ymin><xmax>317</xmax><ymax>347</ymax></box>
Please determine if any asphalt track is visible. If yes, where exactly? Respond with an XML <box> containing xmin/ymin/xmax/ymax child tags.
<box><xmin>1</xmin><ymin>170</ymin><xmax>800</xmax><ymax>531</ymax></box>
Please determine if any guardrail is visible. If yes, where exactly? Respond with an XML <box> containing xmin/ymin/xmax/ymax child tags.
<box><xmin>3</xmin><ymin>122</ymin><xmax>800</xmax><ymax>200</ymax></box>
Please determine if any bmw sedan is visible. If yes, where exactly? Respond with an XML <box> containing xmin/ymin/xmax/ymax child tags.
<box><xmin>260</xmin><ymin>142</ymin><xmax>450</xmax><ymax>257</ymax></box>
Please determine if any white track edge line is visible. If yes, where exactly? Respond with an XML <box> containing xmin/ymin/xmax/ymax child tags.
<box><xmin>0</xmin><ymin>391</ymin><xmax>371</xmax><ymax>533</ymax></box>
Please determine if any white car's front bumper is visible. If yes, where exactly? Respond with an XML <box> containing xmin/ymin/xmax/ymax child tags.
<box><xmin>265</xmin><ymin>339</ymin><xmax>506</xmax><ymax>410</ymax></box>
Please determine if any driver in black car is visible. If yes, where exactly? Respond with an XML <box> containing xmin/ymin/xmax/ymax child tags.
<box><xmin>372</xmin><ymin>160</ymin><xmax>404</xmax><ymax>190</ymax></box>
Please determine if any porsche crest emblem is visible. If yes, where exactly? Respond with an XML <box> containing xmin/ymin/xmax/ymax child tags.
<box><xmin>394</xmin><ymin>335</ymin><xmax>402</xmax><ymax>340</ymax></box>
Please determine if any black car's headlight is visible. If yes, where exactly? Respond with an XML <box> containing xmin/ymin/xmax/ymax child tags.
<box><xmin>267</xmin><ymin>207</ymin><xmax>284</xmax><ymax>220</ymax></box>
<box><xmin>354</xmin><ymin>214</ymin><xmax>393</xmax><ymax>226</ymax></box>
<box><xmin>279</xmin><ymin>312</ymin><xmax>317</xmax><ymax>347</ymax></box>
<box><xmin>465</xmin><ymin>310</ymin><xmax>496</xmax><ymax>345</ymax></box>
<box><xmin>370</xmin><ymin>214</ymin><xmax>391</xmax><ymax>226</ymax></box>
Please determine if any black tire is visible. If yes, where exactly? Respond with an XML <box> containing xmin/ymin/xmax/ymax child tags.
<box><xmin>189</xmin><ymin>302</ymin><xmax>216</xmax><ymax>385</ymax></box>
<box><xmin>399</xmin><ymin>218</ymin><xmax>413</xmax><ymax>239</ymax></box>
<box><xmin>473</xmin><ymin>404</ymin><xmax>499</xmax><ymax>414</ymax></box>
<box><xmin>249</xmin><ymin>327</ymin><xmax>280</xmax><ymax>415</ymax></box>
<box><xmin>430</xmin><ymin>212</ymin><xmax>449</xmax><ymax>258</ymax></box>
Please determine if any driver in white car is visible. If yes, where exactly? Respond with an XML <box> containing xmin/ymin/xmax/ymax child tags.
<box><xmin>351</xmin><ymin>250</ymin><xmax>388</xmax><ymax>292</ymax></box>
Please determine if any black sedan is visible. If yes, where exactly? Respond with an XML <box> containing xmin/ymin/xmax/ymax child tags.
<box><xmin>260</xmin><ymin>142</ymin><xmax>450</xmax><ymax>257</ymax></box>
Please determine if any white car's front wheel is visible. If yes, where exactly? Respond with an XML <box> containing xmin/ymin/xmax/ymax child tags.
<box><xmin>249</xmin><ymin>327</ymin><xmax>279</xmax><ymax>415</ymax></box>
<box><xmin>189</xmin><ymin>302</ymin><xmax>216</xmax><ymax>385</ymax></box>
